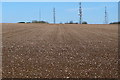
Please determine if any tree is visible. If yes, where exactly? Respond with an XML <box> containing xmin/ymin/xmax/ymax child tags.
<box><xmin>69</xmin><ymin>21</ymin><xmax>73</xmax><ymax>24</ymax></box>
<box><xmin>18</xmin><ymin>22</ymin><xmax>25</xmax><ymax>23</ymax></box>
<box><xmin>82</xmin><ymin>21</ymin><xmax>87</xmax><ymax>24</ymax></box>
<box><xmin>32</xmin><ymin>20</ymin><xmax>48</xmax><ymax>23</ymax></box>
<box><xmin>32</xmin><ymin>20</ymin><xmax>38</xmax><ymax>23</ymax></box>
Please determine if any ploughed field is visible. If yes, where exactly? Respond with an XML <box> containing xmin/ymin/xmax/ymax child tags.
<box><xmin>2</xmin><ymin>23</ymin><xmax>118</xmax><ymax>78</ymax></box>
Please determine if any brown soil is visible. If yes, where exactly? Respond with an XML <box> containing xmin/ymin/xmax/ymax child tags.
<box><xmin>2</xmin><ymin>23</ymin><xmax>118</xmax><ymax>78</ymax></box>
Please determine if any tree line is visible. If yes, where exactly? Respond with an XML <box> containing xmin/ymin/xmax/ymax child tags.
<box><xmin>18</xmin><ymin>20</ymin><xmax>88</xmax><ymax>24</ymax></box>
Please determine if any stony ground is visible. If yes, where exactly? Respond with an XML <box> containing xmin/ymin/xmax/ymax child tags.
<box><xmin>2</xmin><ymin>23</ymin><xmax>118</xmax><ymax>78</ymax></box>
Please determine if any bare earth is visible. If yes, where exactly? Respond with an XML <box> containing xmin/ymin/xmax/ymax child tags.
<box><xmin>2</xmin><ymin>23</ymin><xmax>118</xmax><ymax>78</ymax></box>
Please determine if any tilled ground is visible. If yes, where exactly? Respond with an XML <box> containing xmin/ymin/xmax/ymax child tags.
<box><xmin>2</xmin><ymin>23</ymin><xmax>118</xmax><ymax>78</ymax></box>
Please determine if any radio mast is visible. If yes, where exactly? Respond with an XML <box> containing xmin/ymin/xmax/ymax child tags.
<box><xmin>53</xmin><ymin>8</ymin><xmax>56</xmax><ymax>24</ymax></box>
<box><xmin>79</xmin><ymin>2</ymin><xmax>82</xmax><ymax>24</ymax></box>
<box><xmin>39</xmin><ymin>9</ymin><xmax>41</xmax><ymax>21</ymax></box>
<box><xmin>104</xmin><ymin>6</ymin><xmax>108</xmax><ymax>24</ymax></box>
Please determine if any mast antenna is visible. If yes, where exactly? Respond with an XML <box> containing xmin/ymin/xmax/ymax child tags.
<box><xmin>79</xmin><ymin>2</ymin><xmax>82</xmax><ymax>24</ymax></box>
<box><xmin>39</xmin><ymin>9</ymin><xmax>41</xmax><ymax>21</ymax></box>
<box><xmin>53</xmin><ymin>8</ymin><xmax>56</xmax><ymax>24</ymax></box>
<box><xmin>104</xmin><ymin>6</ymin><xmax>108</xmax><ymax>24</ymax></box>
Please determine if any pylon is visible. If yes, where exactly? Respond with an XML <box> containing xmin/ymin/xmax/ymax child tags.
<box><xmin>53</xmin><ymin>8</ymin><xmax>56</xmax><ymax>24</ymax></box>
<box><xmin>104</xmin><ymin>6</ymin><xmax>108</xmax><ymax>24</ymax></box>
<box><xmin>79</xmin><ymin>2</ymin><xmax>82</xmax><ymax>24</ymax></box>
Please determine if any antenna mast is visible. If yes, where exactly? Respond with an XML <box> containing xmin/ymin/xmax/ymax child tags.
<box><xmin>53</xmin><ymin>8</ymin><xmax>56</xmax><ymax>24</ymax></box>
<box><xmin>104</xmin><ymin>6</ymin><xmax>108</xmax><ymax>24</ymax></box>
<box><xmin>79</xmin><ymin>2</ymin><xmax>82</xmax><ymax>24</ymax></box>
<box><xmin>39</xmin><ymin>9</ymin><xmax>41</xmax><ymax>21</ymax></box>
